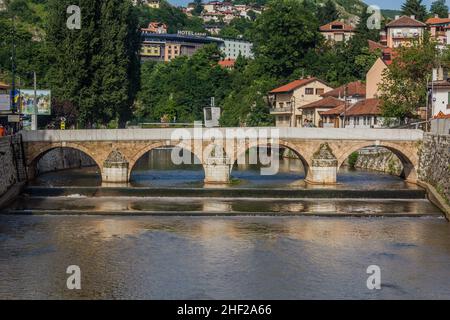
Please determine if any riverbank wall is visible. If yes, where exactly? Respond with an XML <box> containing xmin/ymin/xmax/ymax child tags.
<box><xmin>418</xmin><ymin>133</ymin><xmax>450</xmax><ymax>214</ymax></box>
<box><xmin>352</xmin><ymin>148</ymin><xmax>403</xmax><ymax>176</ymax></box>
<box><xmin>0</xmin><ymin>135</ymin><xmax>27</xmax><ymax>208</ymax></box>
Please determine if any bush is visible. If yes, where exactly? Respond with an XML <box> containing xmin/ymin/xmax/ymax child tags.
<box><xmin>348</xmin><ymin>152</ymin><xmax>359</xmax><ymax>168</ymax></box>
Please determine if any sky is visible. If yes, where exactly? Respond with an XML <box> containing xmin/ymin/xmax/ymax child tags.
<box><xmin>167</xmin><ymin>0</ymin><xmax>448</xmax><ymax>11</ymax></box>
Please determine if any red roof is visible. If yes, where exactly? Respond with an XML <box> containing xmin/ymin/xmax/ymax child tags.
<box><xmin>299</xmin><ymin>97</ymin><xmax>344</xmax><ymax>110</ymax></box>
<box><xmin>321</xmin><ymin>81</ymin><xmax>366</xmax><ymax>98</ymax></box>
<box><xmin>368</xmin><ymin>40</ymin><xmax>386</xmax><ymax>52</ymax></box>
<box><xmin>319</xmin><ymin>104</ymin><xmax>347</xmax><ymax>116</ymax></box>
<box><xmin>434</xmin><ymin>111</ymin><xmax>450</xmax><ymax>119</ymax></box>
<box><xmin>345</xmin><ymin>98</ymin><xmax>381</xmax><ymax>116</ymax></box>
<box><xmin>218</xmin><ymin>59</ymin><xmax>235</xmax><ymax>68</ymax></box>
<box><xmin>319</xmin><ymin>20</ymin><xmax>354</xmax><ymax>32</ymax></box>
<box><xmin>386</xmin><ymin>16</ymin><xmax>427</xmax><ymax>28</ymax></box>
<box><xmin>426</xmin><ymin>17</ymin><xmax>450</xmax><ymax>25</ymax></box>
<box><xmin>270</xmin><ymin>78</ymin><xmax>327</xmax><ymax>94</ymax></box>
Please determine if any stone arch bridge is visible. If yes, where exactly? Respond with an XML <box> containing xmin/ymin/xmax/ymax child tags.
<box><xmin>21</xmin><ymin>128</ymin><xmax>423</xmax><ymax>185</ymax></box>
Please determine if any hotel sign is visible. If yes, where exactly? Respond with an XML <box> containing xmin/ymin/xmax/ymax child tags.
<box><xmin>177</xmin><ymin>30</ymin><xmax>207</xmax><ymax>37</ymax></box>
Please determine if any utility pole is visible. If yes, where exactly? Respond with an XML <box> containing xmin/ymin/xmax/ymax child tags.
<box><xmin>10</xmin><ymin>14</ymin><xmax>16</xmax><ymax>112</ymax></box>
<box><xmin>32</xmin><ymin>71</ymin><xmax>37</xmax><ymax>130</ymax></box>
<box><xmin>343</xmin><ymin>85</ymin><xmax>348</xmax><ymax>128</ymax></box>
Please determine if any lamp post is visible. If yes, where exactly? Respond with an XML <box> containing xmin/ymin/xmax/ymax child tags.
<box><xmin>343</xmin><ymin>85</ymin><xmax>348</xmax><ymax>128</ymax></box>
<box><xmin>32</xmin><ymin>71</ymin><xmax>37</xmax><ymax>130</ymax></box>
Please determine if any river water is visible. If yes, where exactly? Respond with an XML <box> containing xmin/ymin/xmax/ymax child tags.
<box><xmin>0</xmin><ymin>148</ymin><xmax>449</xmax><ymax>299</ymax></box>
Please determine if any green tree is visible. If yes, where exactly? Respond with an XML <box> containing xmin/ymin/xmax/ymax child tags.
<box><xmin>430</xmin><ymin>0</ymin><xmax>449</xmax><ymax>18</ymax></box>
<box><xmin>251</xmin><ymin>0</ymin><xmax>322</xmax><ymax>79</ymax></box>
<box><xmin>136</xmin><ymin>45</ymin><xmax>231</xmax><ymax>123</ymax></box>
<box><xmin>401</xmin><ymin>0</ymin><xmax>428</xmax><ymax>21</ymax></box>
<box><xmin>192</xmin><ymin>0</ymin><xmax>204</xmax><ymax>16</ymax></box>
<box><xmin>379</xmin><ymin>34</ymin><xmax>439</xmax><ymax>120</ymax></box>
<box><xmin>317</xmin><ymin>0</ymin><xmax>340</xmax><ymax>25</ymax></box>
<box><xmin>46</xmin><ymin>0</ymin><xmax>140</xmax><ymax>127</ymax></box>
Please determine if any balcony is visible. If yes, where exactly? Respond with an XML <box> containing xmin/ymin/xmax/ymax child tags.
<box><xmin>270</xmin><ymin>106</ymin><xmax>292</xmax><ymax>114</ymax></box>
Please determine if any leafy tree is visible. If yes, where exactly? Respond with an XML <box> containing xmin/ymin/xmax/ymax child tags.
<box><xmin>401</xmin><ymin>0</ymin><xmax>428</xmax><ymax>21</ymax></box>
<box><xmin>192</xmin><ymin>0</ymin><xmax>204</xmax><ymax>16</ymax></box>
<box><xmin>136</xmin><ymin>45</ymin><xmax>232</xmax><ymax>123</ymax></box>
<box><xmin>354</xmin><ymin>5</ymin><xmax>381</xmax><ymax>42</ymax></box>
<box><xmin>379</xmin><ymin>34</ymin><xmax>439</xmax><ymax>120</ymax></box>
<box><xmin>46</xmin><ymin>0</ymin><xmax>140</xmax><ymax>127</ymax></box>
<box><xmin>317</xmin><ymin>0</ymin><xmax>340</xmax><ymax>25</ymax></box>
<box><xmin>251</xmin><ymin>0</ymin><xmax>321</xmax><ymax>79</ymax></box>
<box><xmin>430</xmin><ymin>0</ymin><xmax>449</xmax><ymax>18</ymax></box>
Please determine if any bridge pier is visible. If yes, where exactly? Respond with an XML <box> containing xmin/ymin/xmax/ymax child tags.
<box><xmin>203</xmin><ymin>157</ymin><xmax>232</xmax><ymax>184</ymax></box>
<box><xmin>306</xmin><ymin>143</ymin><xmax>338</xmax><ymax>185</ymax></box>
<box><xmin>102</xmin><ymin>150</ymin><xmax>129</xmax><ymax>183</ymax></box>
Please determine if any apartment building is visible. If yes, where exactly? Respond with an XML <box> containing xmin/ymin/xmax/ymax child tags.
<box><xmin>385</xmin><ymin>15</ymin><xmax>427</xmax><ymax>48</ymax></box>
<box><xmin>426</xmin><ymin>14</ymin><xmax>450</xmax><ymax>45</ymax></box>
<box><xmin>140</xmin><ymin>32</ymin><xmax>223</xmax><ymax>62</ymax></box>
<box><xmin>213</xmin><ymin>38</ymin><xmax>254</xmax><ymax>59</ymax></box>
<box><xmin>269</xmin><ymin>78</ymin><xmax>333</xmax><ymax>127</ymax></box>
<box><xmin>319</xmin><ymin>20</ymin><xmax>355</xmax><ymax>43</ymax></box>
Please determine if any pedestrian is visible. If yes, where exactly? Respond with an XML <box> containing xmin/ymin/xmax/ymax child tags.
<box><xmin>0</xmin><ymin>124</ymin><xmax>5</xmax><ymax>137</ymax></box>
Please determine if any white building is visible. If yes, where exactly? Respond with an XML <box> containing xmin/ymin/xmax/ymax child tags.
<box><xmin>430</xmin><ymin>67</ymin><xmax>450</xmax><ymax>117</ymax></box>
<box><xmin>211</xmin><ymin>38</ymin><xmax>254</xmax><ymax>59</ymax></box>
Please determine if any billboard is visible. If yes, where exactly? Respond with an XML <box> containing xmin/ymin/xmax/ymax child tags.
<box><xmin>0</xmin><ymin>94</ymin><xmax>10</xmax><ymax>111</ymax></box>
<box><xmin>20</xmin><ymin>90</ymin><xmax>51</xmax><ymax>115</ymax></box>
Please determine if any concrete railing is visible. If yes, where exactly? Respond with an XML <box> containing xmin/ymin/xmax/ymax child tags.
<box><xmin>20</xmin><ymin>128</ymin><xmax>424</xmax><ymax>142</ymax></box>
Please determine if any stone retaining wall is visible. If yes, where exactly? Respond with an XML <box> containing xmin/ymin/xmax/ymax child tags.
<box><xmin>353</xmin><ymin>148</ymin><xmax>403</xmax><ymax>176</ymax></box>
<box><xmin>0</xmin><ymin>135</ymin><xmax>26</xmax><ymax>202</ymax></box>
<box><xmin>419</xmin><ymin>133</ymin><xmax>450</xmax><ymax>204</ymax></box>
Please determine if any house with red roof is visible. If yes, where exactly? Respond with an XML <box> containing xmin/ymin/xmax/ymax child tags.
<box><xmin>342</xmin><ymin>98</ymin><xmax>383</xmax><ymax>128</ymax></box>
<box><xmin>320</xmin><ymin>80</ymin><xmax>366</xmax><ymax>104</ymax></box>
<box><xmin>426</xmin><ymin>14</ymin><xmax>450</xmax><ymax>45</ymax></box>
<box><xmin>269</xmin><ymin>78</ymin><xmax>333</xmax><ymax>127</ymax></box>
<box><xmin>298</xmin><ymin>96</ymin><xmax>344</xmax><ymax>128</ymax></box>
<box><xmin>385</xmin><ymin>15</ymin><xmax>427</xmax><ymax>48</ymax></box>
<box><xmin>319</xmin><ymin>20</ymin><xmax>355</xmax><ymax>43</ymax></box>
<box><xmin>218</xmin><ymin>58</ymin><xmax>235</xmax><ymax>70</ymax></box>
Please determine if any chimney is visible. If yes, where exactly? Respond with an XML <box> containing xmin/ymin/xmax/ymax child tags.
<box><xmin>435</xmin><ymin>14</ymin><xmax>439</xmax><ymax>18</ymax></box>
<box><xmin>448</xmin><ymin>13</ymin><xmax>450</xmax><ymax>19</ymax></box>
<box><xmin>395</xmin><ymin>15</ymin><xmax>399</xmax><ymax>20</ymax></box>
<box><xmin>410</xmin><ymin>15</ymin><xmax>415</xmax><ymax>20</ymax></box>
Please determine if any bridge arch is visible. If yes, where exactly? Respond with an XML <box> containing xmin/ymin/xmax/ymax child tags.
<box><xmin>27</xmin><ymin>143</ymin><xmax>102</xmax><ymax>179</ymax></box>
<box><xmin>334</xmin><ymin>141</ymin><xmax>419</xmax><ymax>182</ymax></box>
<box><xmin>128</xmin><ymin>141</ymin><xmax>205</xmax><ymax>181</ymax></box>
<box><xmin>231</xmin><ymin>140</ymin><xmax>312</xmax><ymax>180</ymax></box>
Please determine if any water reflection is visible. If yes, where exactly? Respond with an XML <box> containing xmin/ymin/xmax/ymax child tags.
<box><xmin>1</xmin><ymin>215</ymin><xmax>450</xmax><ymax>299</ymax></box>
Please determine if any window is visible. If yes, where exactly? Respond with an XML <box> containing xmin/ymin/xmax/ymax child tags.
<box><xmin>316</xmin><ymin>88</ymin><xmax>324</xmax><ymax>95</ymax></box>
<box><xmin>279</xmin><ymin>102</ymin><xmax>284</xmax><ymax>108</ymax></box>
<box><xmin>305</xmin><ymin>88</ymin><xmax>314</xmax><ymax>95</ymax></box>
